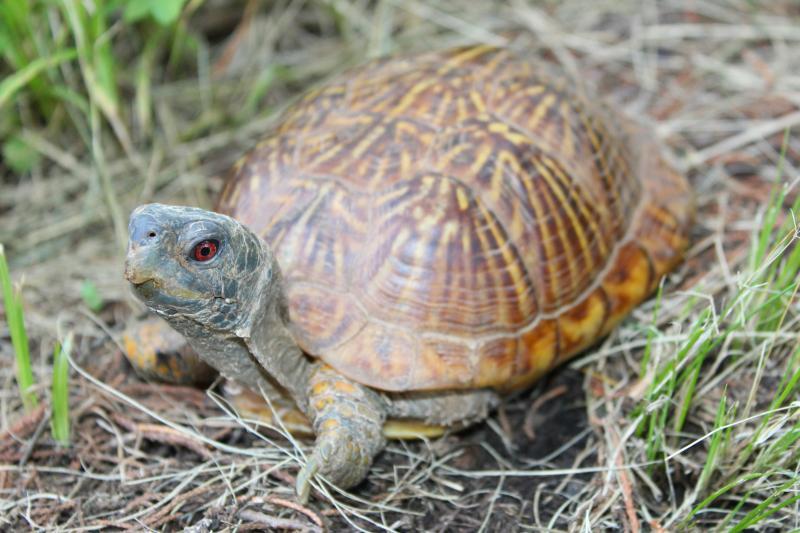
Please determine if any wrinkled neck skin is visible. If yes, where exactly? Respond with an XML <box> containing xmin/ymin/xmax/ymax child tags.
<box><xmin>157</xmin><ymin>244</ymin><xmax>314</xmax><ymax>414</ymax></box>
<box><xmin>240</xmin><ymin>266</ymin><xmax>315</xmax><ymax>413</ymax></box>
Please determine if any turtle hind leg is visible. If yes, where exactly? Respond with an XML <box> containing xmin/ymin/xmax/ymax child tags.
<box><xmin>122</xmin><ymin>315</ymin><xmax>217</xmax><ymax>386</ymax></box>
<box><xmin>387</xmin><ymin>389</ymin><xmax>501</xmax><ymax>430</ymax></box>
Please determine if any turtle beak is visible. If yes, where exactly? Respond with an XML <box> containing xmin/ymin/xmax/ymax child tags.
<box><xmin>124</xmin><ymin>250</ymin><xmax>157</xmax><ymax>285</ymax></box>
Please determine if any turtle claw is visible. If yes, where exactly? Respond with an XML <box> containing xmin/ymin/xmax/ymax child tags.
<box><xmin>296</xmin><ymin>455</ymin><xmax>321</xmax><ymax>504</ymax></box>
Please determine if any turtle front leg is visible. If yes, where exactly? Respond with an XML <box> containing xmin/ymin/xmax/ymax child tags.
<box><xmin>296</xmin><ymin>364</ymin><xmax>388</xmax><ymax>503</ymax></box>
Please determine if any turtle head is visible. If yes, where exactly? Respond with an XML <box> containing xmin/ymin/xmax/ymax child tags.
<box><xmin>125</xmin><ymin>203</ymin><xmax>274</xmax><ymax>335</ymax></box>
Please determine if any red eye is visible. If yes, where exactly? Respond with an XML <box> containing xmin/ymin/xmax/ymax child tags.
<box><xmin>193</xmin><ymin>240</ymin><xmax>218</xmax><ymax>261</ymax></box>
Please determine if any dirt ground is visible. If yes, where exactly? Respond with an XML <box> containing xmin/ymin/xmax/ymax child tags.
<box><xmin>2</xmin><ymin>1</ymin><xmax>800</xmax><ymax>531</ymax></box>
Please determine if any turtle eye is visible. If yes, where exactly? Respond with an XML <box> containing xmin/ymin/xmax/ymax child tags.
<box><xmin>192</xmin><ymin>239</ymin><xmax>219</xmax><ymax>262</ymax></box>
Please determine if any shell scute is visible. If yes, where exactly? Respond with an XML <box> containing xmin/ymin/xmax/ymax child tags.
<box><xmin>324</xmin><ymin>322</ymin><xmax>416</xmax><ymax>391</ymax></box>
<box><xmin>297</xmin><ymin>113</ymin><xmax>437</xmax><ymax>191</ymax></box>
<box><xmin>286</xmin><ymin>283</ymin><xmax>368</xmax><ymax>355</ymax></box>
<box><xmin>413</xmin><ymin>339</ymin><xmax>476</xmax><ymax>389</ymax></box>
<box><xmin>356</xmin><ymin>173</ymin><xmax>538</xmax><ymax>335</ymax></box>
<box><xmin>474</xmin><ymin>336</ymin><xmax>517</xmax><ymax>387</ymax></box>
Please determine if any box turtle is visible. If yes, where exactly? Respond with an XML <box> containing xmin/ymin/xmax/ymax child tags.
<box><xmin>123</xmin><ymin>45</ymin><xmax>692</xmax><ymax>501</ymax></box>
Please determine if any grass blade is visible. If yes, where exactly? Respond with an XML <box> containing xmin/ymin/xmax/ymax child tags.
<box><xmin>684</xmin><ymin>472</ymin><xmax>765</xmax><ymax>525</ymax></box>
<box><xmin>0</xmin><ymin>48</ymin><xmax>76</xmax><ymax>110</ymax></box>
<box><xmin>51</xmin><ymin>333</ymin><xmax>72</xmax><ymax>446</ymax></box>
<box><xmin>730</xmin><ymin>477</ymin><xmax>800</xmax><ymax>533</ymax></box>
<box><xmin>0</xmin><ymin>243</ymin><xmax>38</xmax><ymax>411</ymax></box>
<box><xmin>695</xmin><ymin>392</ymin><xmax>727</xmax><ymax>493</ymax></box>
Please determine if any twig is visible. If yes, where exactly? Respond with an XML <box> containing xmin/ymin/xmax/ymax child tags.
<box><xmin>264</xmin><ymin>495</ymin><xmax>325</xmax><ymax>529</ymax></box>
<box><xmin>144</xmin><ymin>483</ymin><xmax>216</xmax><ymax>528</ymax></box>
<box><xmin>239</xmin><ymin>509</ymin><xmax>323</xmax><ymax>532</ymax></box>
<box><xmin>523</xmin><ymin>385</ymin><xmax>568</xmax><ymax>440</ymax></box>
<box><xmin>19</xmin><ymin>406</ymin><xmax>51</xmax><ymax>466</ymax></box>
<box><xmin>0</xmin><ymin>403</ymin><xmax>47</xmax><ymax>448</ymax></box>
<box><xmin>128</xmin><ymin>420</ymin><xmax>213</xmax><ymax>460</ymax></box>
<box><xmin>685</xmin><ymin>110</ymin><xmax>800</xmax><ymax>169</ymax></box>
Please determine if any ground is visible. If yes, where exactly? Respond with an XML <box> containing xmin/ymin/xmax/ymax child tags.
<box><xmin>2</xmin><ymin>1</ymin><xmax>800</xmax><ymax>531</ymax></box>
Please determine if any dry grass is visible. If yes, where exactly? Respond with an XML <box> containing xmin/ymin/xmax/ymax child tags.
<box><xmin>2</xmin><ymin>0</ymin><xmax>800</xmax><ymax>531</ymax></box>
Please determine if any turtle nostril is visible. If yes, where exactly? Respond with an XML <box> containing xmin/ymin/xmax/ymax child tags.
<box><xmin>129</xmin><ymin>215</ymin><xmax>162</xmax><ymax>245</ymax></box>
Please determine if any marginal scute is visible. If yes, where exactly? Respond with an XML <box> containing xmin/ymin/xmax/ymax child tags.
<box><xmin>600</xmin><ymin>242</ymin><xmax>655</xmax><ymax>331</ymax></box>
<box><xmin>633</xmin><ymin>149</ymin><xmax>693</xmax><ymax>276</ymax></box>
<box><xmin>413</xmin><ymin>338</ymin><xmax>475</xmax><ymax>389</ymax></box>
<box><xmin>556</xmin><ymin>288</ymin><xmax>609</xmax><ymax>363</ymax></box>
<box><xmin>325</xmin><ymin>322</ymin><xmax>415</xmax><ymax>391</ymax></box>
<box><xmin>474</xmin><ymin>336</ymin><xmax>517</xmax><ymax>387</ymax></box>
<box><xmin>504</xmin><ymin>319</ymin><xmax>559</xmax><ymax>391</ymax></box>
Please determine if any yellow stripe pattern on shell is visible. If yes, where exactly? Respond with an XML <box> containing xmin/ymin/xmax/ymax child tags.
<box><xmin>216</xmin><ymin>45</ymin><xmax>692</xmax><ymax>392</ymax></box>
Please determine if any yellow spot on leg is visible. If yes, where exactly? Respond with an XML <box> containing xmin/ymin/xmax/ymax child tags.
<box><xmin>314</xmin><ymin>398</ymin><xmax>332</xmax><ymax>411</ymax></box>
<box><xmin>333</xmin><ymin>381</ymin><xmax>357</xmax><ymax>394</ymax></box>
<box><xmin>321</xmin><ymin>419</ymin><xmax>340</xmax><ymax>432</ymax></box>
<box><xmin>311</xmin><ymin>381</ymin><xmax>331</xmax><ymax>396</ymax></box>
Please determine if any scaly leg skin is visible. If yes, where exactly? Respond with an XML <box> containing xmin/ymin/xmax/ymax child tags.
<box><xmin>388</xmin><ymin>389</ymin><xmax>501</xmax><ymax>428</ymax></box>
<box><xmin>296</xmin><ymin>364</ymin><xmax>388</xmax><ymax>503</ymax></box>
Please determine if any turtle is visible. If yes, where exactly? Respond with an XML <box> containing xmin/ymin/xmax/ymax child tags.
<box><xmin>123</xmin><ymin>45</ymin><xmax>692</xmax><ymax>502</ymax></box>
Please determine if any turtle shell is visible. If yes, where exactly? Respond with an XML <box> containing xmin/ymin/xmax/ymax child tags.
<box><xmin>216</xmin><ymin>45</ymin><xmax>692</xmax><ymax>392</ymax></box>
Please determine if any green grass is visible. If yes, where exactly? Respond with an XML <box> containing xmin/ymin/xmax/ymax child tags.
<box><xmin>1</xmin><ymin>245</ymin><xmax>72</xmax><ymax>444</ymax></box>
<box><xmin>0</xmin><ymin>48</ymin><xmax>77</xmax><ymax>110</ymax></box>
<box><xmin>2</xmin><ymin>226</ymin><xmax>74</xmax><ymax>449</ymax></box>
<box><xmin>51</xmin><ymin>333</ymin><xmax>72</xmax><ymax>446</ymax></box>
<box><xmin>80</xmin><ymin>279</ymin><xmax>104</xmax><ymax>312</ymax></box>
<box><xmin>0</xmin><ymin>243</ymin><xmax>38</xmax><ymax>412</ymax></box>
<box><xmin>0</xmin><ymin>0</ymin><xmax>196</xmax><ymax>243</ymax></box>
<box><xmin>2</xmin><ymin>243</ymin><xmax>73</xmax><ymax>446</ymax></box>
<box><xmin>640</xmin><ymin>132</ymin><xmax>800</xmax><ymax>530</ymax></box>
